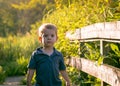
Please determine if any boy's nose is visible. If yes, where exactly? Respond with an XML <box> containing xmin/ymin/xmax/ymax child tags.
<box><xmin>48</xmin><ymin>36</ymin><xmax>51</xmax><ymax>39</ymax></box>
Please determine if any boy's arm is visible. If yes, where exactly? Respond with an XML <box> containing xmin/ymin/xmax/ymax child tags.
<box><xmin>60</xmin><ymin>70</ymin><xmax>71</xmax><ymax>86</ymax></box>
<box><xmin>27</xmin><ymin>69</ymin><xmax>35</xmax><ymax>86</ymax></box>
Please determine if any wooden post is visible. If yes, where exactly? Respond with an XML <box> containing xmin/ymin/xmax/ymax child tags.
<box><xmin>79</xmin><ymin>42</ymin><xmax>84</xmax><ymax>57</ymax></box>
<box><xmin>100</xmin><ymin>40</ymin><xmax>108</xmax><ymax>86</ymax></box>
<box><xmin>100</xmin><ymin>40</ymin><xmax>104</xmax><ymax>86</ymax></box>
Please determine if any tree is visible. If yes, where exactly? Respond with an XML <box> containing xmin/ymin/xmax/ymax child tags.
<box><xmin>0</xmin><ymin>0</ymin><xmax>55</xmax><ymax>36</ymax></box>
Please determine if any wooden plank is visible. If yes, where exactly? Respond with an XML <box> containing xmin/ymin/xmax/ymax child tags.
<box><xmin>77</xmin><ymin>39</ymin><xmax>120</xmax><ymax>43</ymax></box>
<box><xmin>67</xmin><ymin>57</ymin><xmax>120</xmax><ymax>86</ymax></box>
<box><xmin>66</xmin><ymin>21</ymin><xmax>120</xmax><ymax>40</ymax></box>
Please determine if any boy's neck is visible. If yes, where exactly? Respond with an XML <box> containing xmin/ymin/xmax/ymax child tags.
<box><xmin>42</xmin><ymin>47</ymin><xmax>54</xmax><ymax>56</ymax></box>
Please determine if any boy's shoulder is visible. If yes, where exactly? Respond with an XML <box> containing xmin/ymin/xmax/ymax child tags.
<box><xmin>54</xmin><ymin>48</ymin><xmax>63</xmax><ymax>56</ymax></box>
<box><xmin>32</xmin><ymin>47</ymin><xmax>43</xmax><ymax>56</ymax></box>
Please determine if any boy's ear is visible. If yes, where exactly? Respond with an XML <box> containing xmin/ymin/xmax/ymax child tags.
<box><xmin>56</xmin><ymin>36</ymin><xmax>58</xmax><ymax>41</ymax></box>
<box><xmin>38</xmin><ymin>37</ymin><xmax>42</xmax><ymax>42</ymax></box>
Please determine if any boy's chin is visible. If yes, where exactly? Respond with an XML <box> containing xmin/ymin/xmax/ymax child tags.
<box><xmin>45</xmin><ymin>44</ymin><xmax>54</xmax><ymax>47</ymax></box>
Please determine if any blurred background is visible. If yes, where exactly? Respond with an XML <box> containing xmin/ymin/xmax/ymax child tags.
<box><xmin>0</xmin><ymin>0</ymin><xmax>120</xmax><ymax>86</ymax></box>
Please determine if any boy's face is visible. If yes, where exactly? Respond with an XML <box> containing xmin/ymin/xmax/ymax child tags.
<box><xmin>39</xmin><ymin>28</ymin><xmax>58</xmax><ymax>47</ymax></box>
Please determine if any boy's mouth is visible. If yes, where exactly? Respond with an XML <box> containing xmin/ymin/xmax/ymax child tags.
<box><xmin>47</xmin><ymin>41</ymin><xmax>52</xmax><ymax>43</ymax></box>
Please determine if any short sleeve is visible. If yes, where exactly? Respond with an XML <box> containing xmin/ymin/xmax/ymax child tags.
<box><xmin>59</xmin><ymin>54</ymin><xmax>66</xmax><ymax>70</ymax></box>
<box><xmin>27</xmin><ymin>52</ymin><xmax>36</xmax><ymax>69</ymax></box>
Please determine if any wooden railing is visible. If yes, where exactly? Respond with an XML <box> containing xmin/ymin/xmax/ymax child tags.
<box><xmin>67</xmin><ymin>57</ymin><xmax>120</xmax><ymax>86</ymax></box>
<box><xmin>66</xmin><ymin>21</ymin><xmax>120</xmax><ymax>40</ymax></box>
<box><xmin>66</xmin><ymin>21</ymin><xmax>120</xmax><ymax>86</ymax></box>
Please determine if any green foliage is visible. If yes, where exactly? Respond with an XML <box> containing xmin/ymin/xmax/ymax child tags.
<box><xmin>81</xmin><ymin>42</ymin><xmax>120</xmax><ymax>67</ymax></box>
<box><xmin>0</xmin><ymin>0</ymin><xmax>19</xmax><ymax>36</ymax></box>
<box><xmin>4</xmin><ymin>56</ymin><xmax>28</xmax><ymax>76</ymax></box>
<box><xmin>84</xmin><ymin>42</ymin><xmax>100</xmax><ymax>60</ymax></box>
<box><xmin>11</xmin><ymin>0</ymin><xmax>52</xmax><ymax>10</ymax></box>
<box><xmin>110</xmin><ymin>43</ymin><xmax>120</xmax><ymax>56</ymax></box>
<box><xmin>0</xmin><ymin>33</ymin><xmax>40</xmax><ymax>76</ymax></box>
<box><xmin>67</xmin><ymin>67</ymin><xmax>81</xmax><ymax>85</ymax></box>
<box><xmin>80</xmin><ymin>42</ymin><xmax>104</xmax><ymax>65</ymax></box>
<box><xmin>67</xmin><ymin>67</ymin><xmax>101</xmax><ymax>86</ymax></box>
<box><xmin>0</xmin><ymin>0</ymin><xmax>55</xmax><ymax>36</ymax></box>
<box><xmin>105</xmin><ymin>43</ymin><xmax>120</xmax><ymax>68</ymax></box>
<box><xmin>0</xmin><ymin>66</ymin><xmax>6</xmax><ymax>84</ymax></box>
<box><xmin>0</xmin><ymin>0</ymin><xmax>120</xmax><ymax>85</ymax></box>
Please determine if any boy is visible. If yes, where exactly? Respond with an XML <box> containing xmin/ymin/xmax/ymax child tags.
<box><xmin>27</xmin><ymin>23</ymin><xmax>71</xmax><ymax>86</ymax></box>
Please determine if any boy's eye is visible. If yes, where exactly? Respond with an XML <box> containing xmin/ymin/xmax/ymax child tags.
<box><xmin>51</xmin><ymin>34</ymin><xmax>54</xmax><ymax>37</ymax></box>
<box><xmin>44</xmin><ymin>35</ymin><xmax>48</xmax><ymax>37</ymax></box>
<box><xmin>43</xmin><ymin>34</ymin><xmax>55</xmax><ymax>37</ymax></box>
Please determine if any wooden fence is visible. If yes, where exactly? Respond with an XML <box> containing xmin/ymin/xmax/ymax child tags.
<box><xmin>67</xmin><ymin>57</ymin><xmax>120</xmax><ymax>86</ymax></box>
<box><xmin>66</xmin><ymin>21</ymin><xmax>120</xmax><ymax>86</ymax></box>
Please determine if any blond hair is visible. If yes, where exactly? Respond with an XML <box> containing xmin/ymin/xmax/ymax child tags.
<box><xmin>38</xmin><ymin>23</ymin><xmax>57</xmax><ymax>37</ymax></box>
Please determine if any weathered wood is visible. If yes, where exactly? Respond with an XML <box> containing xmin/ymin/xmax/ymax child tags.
<box><xmin>78</xmin><ymin>39</ymin><xmax>120</xmax><ymax>43</ymax></box>
<box><xmin>67</xmin><ymin>57</ymin><xmax>120</xmax><ymax>86</ymax></box>
<box><xmin>66</xmin><ymin>21</ymin><xmax>120</xmax><ymax>40</ymax></box>
<box><xmin>66</xmin><ymin>21</ymin><xmax>120</xmax><ymax>85</ymax></box>
<box><xmin>100</xmin><ymin>40</ymin><xmax>107</xmax><ymax>86</ymax></box>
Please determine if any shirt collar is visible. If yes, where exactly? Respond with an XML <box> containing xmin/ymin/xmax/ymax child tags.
<box><xmin>36</xmin><ymin>47</ymin><xmax>60</xmax><ymax>56</ymax></box>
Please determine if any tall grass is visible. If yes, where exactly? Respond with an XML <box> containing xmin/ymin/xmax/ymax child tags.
<box><xmin>0</xmin><ymin>32</ymin><xmax>40</xmax><ymax>78</ymax></box>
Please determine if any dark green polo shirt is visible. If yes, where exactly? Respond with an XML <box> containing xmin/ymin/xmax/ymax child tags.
<box><xmin>27</xmin><ymin>47</ymin><xmax>66</xmax><ymax>86</ymax></box>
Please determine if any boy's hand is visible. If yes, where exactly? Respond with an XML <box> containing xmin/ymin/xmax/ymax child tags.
<box><xmin>27</xmin><ymin>83</ymin><xmax>32</xmax><ymax>86</ymax></box>
<box><xmin>60</xmin><ymin>70</ymin><xmax>71</xmax><ymax>86</ymax></box>
<box><xmin>66</xmin><ymin>82</ymin><xmax>71</xmax><ymax>86</ymax></box>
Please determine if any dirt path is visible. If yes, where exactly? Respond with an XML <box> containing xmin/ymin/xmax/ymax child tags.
<box><xmin>3</xmin><ymin>76</ymin><xmax>25</xmax><ymax>86</ymax></box>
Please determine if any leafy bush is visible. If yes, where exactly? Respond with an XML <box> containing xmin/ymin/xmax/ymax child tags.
<box><xmin>0</xmin><ymin>66</ymin><xmax>6</xmax><ymax>84</ymax></box>
<box><xmin>16</xmin><ymin>56</ymin><xmax>29</xmax><ymax>75</ymax></box>
<box><xmin>4</xmin><ymin>56</ymin><xmax>29</xmax><ymax>76</ymax></box>
<box><xmin>105</xmin><ymin>43</ymin><xmax>120</xmax><ymax>68</ymax></box>
<box><xmin>5</xmin><ymin>61</ymin><xmax>19</xmax><ymax>76</ymax></box>
<box><xmin>0</xmin><ymin>33</ymin><xmax>40</xmax><ymax>76</ymax></box>
<box><xmin>0</xmin><ymin>0</ymin><xmax>120</xmax><ymax>85</ymax></box>
<box><xmin>4</xmin><ymin>57</ymin><xmax>28</xmax><ymax>76</ymax></box>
